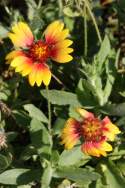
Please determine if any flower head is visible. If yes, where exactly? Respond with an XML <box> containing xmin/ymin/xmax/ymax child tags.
<box><xmin>6</xmin><ymin>21</ymin><xmax>73</xmax><ymax>86</ymax></box>
<box><xmin>61</xmin><ymin>108</ymin><xmax>120</xmax><ymax>157</ymax></box>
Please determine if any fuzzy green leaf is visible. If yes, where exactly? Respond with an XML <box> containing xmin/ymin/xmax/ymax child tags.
<box><xmin>0</xmin><ymin>169</ymin><xmax>41</xmax><ymax>185</ymax></box>
<box><xmin>24</xmin><ymin>104</ymin><xmax>48</xmax><ymax>123</ymax></box>
<box><xmin>40</xmin><ymin>90</ymin><xmax>80</xmax><ymax>106</ymax></box>
<box><xmin>59</xmin><ymin>146</ymin><xmax>91</xmax><ymax>167</ymax></box>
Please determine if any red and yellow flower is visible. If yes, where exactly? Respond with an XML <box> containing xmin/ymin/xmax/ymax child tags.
<box><xmin>6</xmin><ymin>21</ymin><xmax>73</xmax><ymax>86</ymax></box>
<box><xmin>61</xmin><ymin>108</ymin><xmax>120</xmax><ymax>157</ymax></box>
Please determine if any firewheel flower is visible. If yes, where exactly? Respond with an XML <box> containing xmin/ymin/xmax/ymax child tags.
<box><xmin>6</xmin><ymin>21</ymin><xmax>73</xmax><ymax>86</ymax></box>
<box><xmin>61</xmin><ymin>108</ymin><xmax>120</xmax><ymax>157</ymax></box>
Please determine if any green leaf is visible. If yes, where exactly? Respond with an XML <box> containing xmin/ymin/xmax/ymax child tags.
<box><xmin>7</xmin><ymin>132</ymin><xmax>18</xmax><ymax>142</ymax></box>
<box><xmin>57</xmin><ymin>179</ymin><xmax>71</xmax><ymax>188</ymax></box>
<box><xmin>109</xmin><ymin>144</ymin><xmax>125</xmax><ymax>160</ymax></box>
<box><xmin>41</xmin><ymin>162</ymin><xmax>53</xmax><ymax>188</ymax></box>
<box><xmin>30</xmin><ymin>118</ymin><xmax>52</xmax><ymax>155</ymax></box>
<box><xmin>103</xmin><ymin>103</ymin><xmax>125</xmax><ymax>116</ymax></box>
<box><xmin>0</xmin><ymin>154</ymin><xmax>11</xmax><ymax>172</ymax></box>
<box><xmin>69</xmin><ymin>106</ymin><xmax>82</xmax><ymax>119</ymax></box>
<box><xmin>96</xmin><ymin>35</ymin><xmax>111</xmax><ymax>72</ymax></box>
<box><xmin>103</xmin><ymin>60</ymin><xmax>115</xmax><ymax>104</ymax></box>
<box><xmin>117</xmin><ymin>159</ymin><xmax>125</xmax><ymax>177</ymax></box>
<box><xmin>0</xmin><ymin>169</ymin><xmax>41</xmax><ymax>185</ymax></box>
<box><xmin>76</xmin><ymin>79</ymin><xmax>97</xmax><ymax>108</ymax></box>
<box><xmin>24</xmin><ymin>104</ymin><xmax>48</xmax><ymax>123</ymax></box>
<box><xmin>51</xmin><ymin>150</ymin><xmax>60</xmax><ymax>166</ymax></box>
<box><xmin>20</xmin><ymin>145</ymin><xmax>36</xmax><ymax>161</ymax></box>
<box><xmin>54</xmin><ymin>167</ymin><xmax>100</xmax><ymax>185</ymax></box>
<box><xmin>26</xmin><ymin>0</ymin><xmax>37</xmax><ymax>21</ymax></box>
<box><xmin>17</xmin><ymin>185</ymin><xmax>31</xmax><ymax>188</ymax></box>
<box><xmin>40</xmin><ymin>90</ymin><xmax>80</xmax><ymax>106</ymax></box>
<box><xmin>90</xmin><ymin>178</ymin><xmax>108</xmax><ymax>188</ymax></box>
<box><xmin>58</xmin><ymin>146</ymin><xmax>91</xmax><ymax>167</ymax></box>
<box><xmin>53</xmin><ymin>118</ymin><xmax>66</xmax><ymax>135</ymax></box>
<box><xmin>12</xmin><ymin>110</ymin><xmax>30</xmax><ymax>127</ymax></box>
<box><xmin>63</xmin><ymin>7</ymin><xmax>80</xmax><ymax>17</ymax></box>
<box><xmin>119</xmin><ymin>91</ymin><xmax>125</xmax><ymax>97</ymax></box>
<box><xmin>99</xmin><ymin>160</ymin><xmax>125</xmax><ymax>188</ymax></box>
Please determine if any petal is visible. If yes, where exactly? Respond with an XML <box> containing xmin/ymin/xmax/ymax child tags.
<box><xmin>54</xmin><ymin>40</ymin><xmax>73</xmax><ymax>49</ymax></box>
<box><xmin>42</xmin><ymin>64</ymin><xmax>51</xmax><ymax>86</ymax></box>
<box><xmin>10</xmin><ymin>56</ymin><xmax>33</xmax><ymax>76</ymax></box>
<box><xmin>100</xmin><ymin>142</ymin><xmax>112</xmax><ymax>151</ymax></box>
<box><xmin>28</xmin><ymin>63</ymin><xmax>51</xmax><ymax>87</ymax></box>
<box><xmin>82</xmin><ymin>142</ymin><xmax>101</xmax><ymax>157</ymax></box>
<box><xmin>82</xmin><ymin>140</ymin><xmax>112</xmax><ymax>157</ymax></box>
<box><xmin>28</xmin><ymin>65</ymin><xmax>37</xmax><ymax>86</ymax></box>
<box><xmin>61</xmin><ymin>118</ymin><xmax>81</xmax><ymax>150</ymax></box>
<box><xmin>76</xmin><ymin>108</ymin><xmax>94</xmax><ymax>119</ymax></box>
<box><xmin>8</xmin><ymin>22</ymin><xmax>34</xmax><ymax>48</ymax></box>
<box><xmin>5</xmin><ymin>50</ymin><xmax>24</xmax><ymax>64</ymax></box>
<box><xmin>45</xmin><ymin>21</ymin><xmax>65</xmax><ymax>44</ymax></box>
<box><xmin>65</xmin><ymin>48</ymin><xmax>74</xmax><ymax>53</ymax></box>
<box><xmin>50</xmin><ymin>40</ymin><xmax>73</xmax><ymax>58</ymax></box>
<box><xmin>55</xmin><ymin>29</ymin><xmax>69</xmax><ymax>41</ymax></box>
<box><xmin>28</xmin><ymin>63</ymin><xmax>42</xmax><ymax>86</ymax></box>
<box><xmin>61</xmin><ymin>29</ymin><xmax>69</xmax><ymax>39</ymax></box>
<box><xmin>102</xmin><ymin>116</ymin><xmax>121</xmax><ymax>141</ymax></box>
<box><xmin>96</xmin><ymin>142</ymin><xmax>112</xmax><ymax>157</ymax></box>
<box><xmin>52</xmin><ymin>53</ymin><xmax>73</xmax><ymax>63</ymax></box>
<box><xmin>50</xmin><ymin>40</ymin><xmax>73</xmax><ymax>63</ymax></box>
<box><xmin>35</xmin><ymin>65</ymin><xmax>44</xmax><ymax>86</ymax></box>
<box><xmin>21</xmin><ymin>62</ymin><xmax>34</xmax><ymax>76</ymax></box>
<box><xmin>45</xmin><ymin>21</ymin><xmax>73</xmax><ymax>63</ymax></box>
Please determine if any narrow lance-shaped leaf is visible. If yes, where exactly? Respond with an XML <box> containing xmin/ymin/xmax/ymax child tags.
<box><xmin>0</xmin><ymin>169</ymin><xmax>41</xmax><ymax>185</ymax></box>
<box><xmin>99</xmin><ymin>160</ymin><xmax>125</xmax><ymax>188</ymax></box>
<box><xmin>24</xmin><ymin>104</ymin><xmax>48</xmax><ymax>123</ymax></box>
<box><xmin>30</xmin><ymin>118</ymin><xmax>52</xmax><ymax>155</ymax></box>
<box><xmin>54</xmin><ymin>167</ymin><xmax>100</xmax><ymax>185</ymax></box>
<box><xmin>96</xmin><ymin>35</ymin><xmax>111</xmax><ymax>73</ymax></box>
<box><xmin>58</xmin><ymin>146</ymin><xmax>91</xmax><ymax>167</ymax></box>
<box><xmin>41</xmin><ymin>162</ymin><xmax>53</xmax><ymax>188</ymax></box>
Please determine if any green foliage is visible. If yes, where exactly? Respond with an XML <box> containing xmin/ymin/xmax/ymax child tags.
<box><xmin>54</xmin><ymin>167</ymin><xmax>100</xmax><ymax>186</ymax></box>
<box><xmin>78</xmin><ymin>36</ymin><xmax>116</xmax><ymax>107</ymax></box>
<box><xmin>41</xmin><ymin>89</ymin><xmax>80</xmax><ymax>106</ymax></box>
<box><xmin>96</xmin><ymin>160</ymin><xmax>125</xmax><ymax>188</ymax></box>
<box><xmin>58</xmin><ymin>146</ymin><xmax>91</xmax><ymax>167</ymax></box>
<box><xmin>24</xmin><ymin>104</ymin><xmax>48</xmax><ymax>123</ymax></box>
<box><xmin>0</xmin><ymin>0</ymin><xmax>125</xmax><ymax>187</ymax></box>
<box><xmin>0</xmin><ymin>169</ymin><xmax>41</xmax><ymax>185</ymax></box>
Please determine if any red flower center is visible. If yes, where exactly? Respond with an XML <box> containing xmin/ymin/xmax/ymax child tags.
<box><xmin>29</xmin><ymin>40</ymin><xmax>50</xmax><ymax>62</ymax></box>
<box><xmin>81</xmin><ymin>117</ymin><xmax>105</xmax><ymax>142</ymax></box>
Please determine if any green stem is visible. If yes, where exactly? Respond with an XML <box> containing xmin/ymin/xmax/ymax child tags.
<box><xmin>84</xmin><ymin>0</ymin><xmax>102</xmax><ymax>44</ymax></box>
<box><xmin>58</xmin><ymin>0</ymin><xmax>63</xmax><ymax>18</ymax></box>
<box><xmin>37</xmin><ymin>0</ymin><xmax>43</xmax><ymax>8</ymax></box>
<box><xmin>52</xmin><ymin>73</ymin><xmax>63</xmax><ymax>85</ymax></box>
<box><xmin>84</xmin><ymin>4</ymin><xmax>87</xmax><ymax>56</ymax></box>
<box><xmin>46</xmin><ymin>86</ymin><xmax>51</xmax><ymax>132</ymax></box>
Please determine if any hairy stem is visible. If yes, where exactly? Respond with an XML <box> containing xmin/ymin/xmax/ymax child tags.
<box><xmin>46</xmin><ymin>86</ymin><xmax>51</xmax><ymax>132</ymax></box>
<box><xmin>84</xmin><ymin>4</ymin><xmax>87</xmax><ymax>56</ymax></box>
<box><xmin>84</xmin><ymin>0</ymin><xmax>102</xmax><ymax>44</ymax></box>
